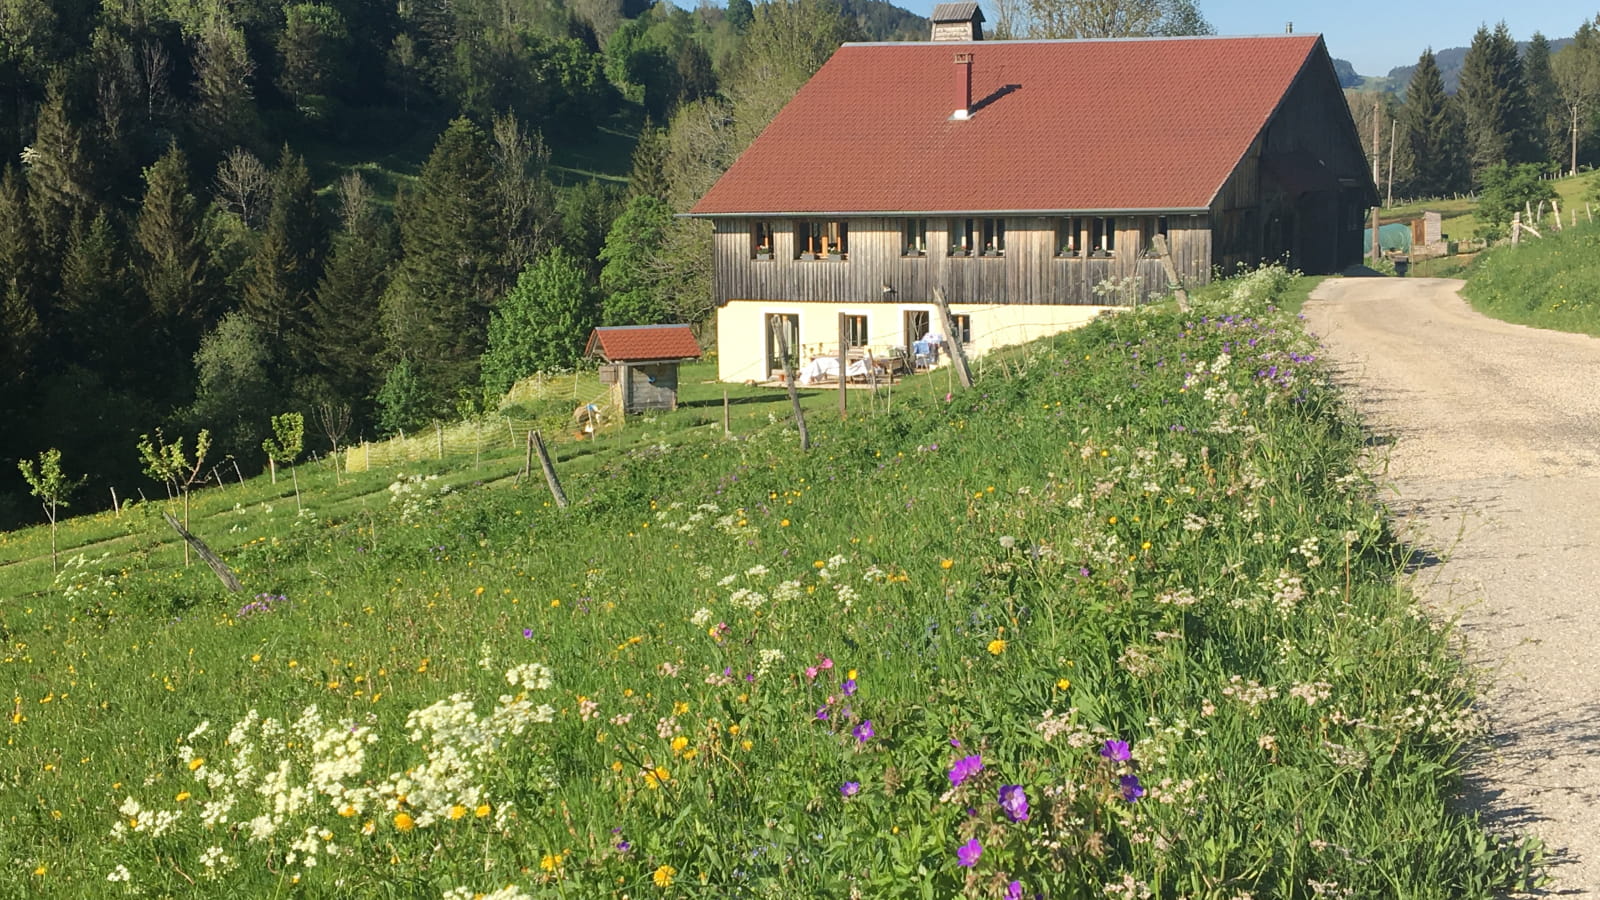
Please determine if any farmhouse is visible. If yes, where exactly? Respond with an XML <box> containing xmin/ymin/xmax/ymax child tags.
<box><xmin>688</xmin><ymin>14</ymin><xmax>1377</xmax><ymax>383</ymax></box>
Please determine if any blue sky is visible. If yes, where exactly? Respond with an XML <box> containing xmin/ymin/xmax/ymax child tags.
<box><xmin>893</xmin><ymin>1</ymin><xmax>1598</xmax><ymax>75</ymax></box>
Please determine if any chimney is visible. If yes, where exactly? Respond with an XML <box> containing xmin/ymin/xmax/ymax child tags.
<box><xmin>952</xmin><ymin>52</ymin><xmax>972</xmax><ymax>120</ymax></box>
<box><xmin>1285</xmin><ymin>22</ymin><xmax>1293</xmax><ymax>33</ymax></box>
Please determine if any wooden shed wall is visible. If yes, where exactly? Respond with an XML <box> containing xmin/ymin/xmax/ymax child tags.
<box><xmin>711</xmin><ymin>215</ymin><xmax>1211</xmax><ymax>307</ymax></box>
<box><xmin>616</xmin><ymin>363</ymin><xmax>679</xmax><ymax>414</ymax></box>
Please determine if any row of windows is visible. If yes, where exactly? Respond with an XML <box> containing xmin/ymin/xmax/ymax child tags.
<box><xmin>751</xmin><ymin>217</ymin><xmax>1171</xmax><ymax>260</ymax></box>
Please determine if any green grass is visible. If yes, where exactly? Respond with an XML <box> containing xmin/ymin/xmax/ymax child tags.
<box><xmin>1</xmin><ymin>267</ymin><xmax>1542</xmax><ymax>897</ymax></box>
<box><xmin>1462</xmin><ymin>219</ymin><xmax>1600</xmax><ymax>336</ymax></box>
<box><xmin>1382</xmin><ymin>171</ymin><xmax>1600</xmax><ymax>247</ymax></box>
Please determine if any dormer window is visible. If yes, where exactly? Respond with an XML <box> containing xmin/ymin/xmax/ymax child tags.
<box><xmin>752</xmin><ymin>220</ymin><xmax>774</xmax><ymax>259</ymax></box>
<box><xmin>796</xmin><ymin>220</ymin><xmax>847</xmax><ymax>260</ymax></box>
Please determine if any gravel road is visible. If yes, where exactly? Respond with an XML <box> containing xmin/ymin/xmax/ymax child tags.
<box><xmin>1303</xmin><ymin>276</ymin><xmax>1600</xmax><ymax>895</ymax></box>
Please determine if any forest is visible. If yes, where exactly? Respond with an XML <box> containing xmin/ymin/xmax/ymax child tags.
<box><xmin>1352</xmin><ymin>17</ymin><xmax>1600</xmax><ymax>208</ymax></box>
<box><xmin>0</xmin><ymin>0</ymin><xmax>910</xmax><ymax>526</ymax></box>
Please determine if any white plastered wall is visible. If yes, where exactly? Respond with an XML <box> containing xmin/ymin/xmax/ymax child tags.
<box><xmin>714</xmin><ymin>300</ymin><xmax>1116</xmax><ymax>383</ymax></box>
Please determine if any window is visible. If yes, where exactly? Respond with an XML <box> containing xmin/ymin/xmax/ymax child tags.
<box><xmin>980</xmin><ymin>218</ymin><xmax>1005</xmax><ymax>256</ymax></box>
<box><xmin>951</xmin><ymin>314</ymin><xmax>972</xmax><ymax>345</ymax></box>
<box><xmin>796</xmin><ymin>220</ymin><xmax>847</xmax><ymax>259</ymax></box>
<box><xmin>1141</xmin><ymin>216</ymin><xmax>1169</xmax><ymax>257</ymax></box>
<box><xmin>1056</xmin><ymin>217</ymin><xmax>1083</xmax><ymax>257</ymax></box>
<box><xmin>902</xmin><ymin>218</ymin><xmax>928</xmax><ymax>256</ymax></box>
<box><xmin>764</xmin><ymin>313</ymin><xmax>799</xmax><ymax>375</ymax></box>
<box><xmin>843</xmin><ymin>314</ymin><xmax>868</xmax><ymax>348</ymax></box>
<box><xmin>752</xmin><ymin>221</ymin><xmax>774</xmax><ymax>259</ymax></box>
<box><xmin>948</xmin><ymin>217</ymin><xmax>975</xmax><ymax>255</ymax></box>
<box><xmin>1090</xmin><ymin>217</ymin><xmax>1117</xmax><ymax>257</ymax></box>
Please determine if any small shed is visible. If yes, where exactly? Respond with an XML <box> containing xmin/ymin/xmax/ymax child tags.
<box><xmin>585</xmin><ymin>325</ymin><xmax>703</xmax><ymax>415</ymax></box>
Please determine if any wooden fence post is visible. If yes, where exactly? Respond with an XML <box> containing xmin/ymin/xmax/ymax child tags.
<box><xmin>531</xmin><ymin>430</ymin><xmax>568</xmax><ymax>508</ymax></box>
<box><xmin>837</xmin><ymin>312</ymin><xmax>848</xmax><ymax>420</ymax></box>
<box><xmin>932</xmin><ymin>287</ymin><xmax>974</xmax><ymax>389</ymax></box>
<box><xmin>435</xmin><ymin>422</ymin><xmax>444</xmax><ymax>459</ymax></box>
<box><xmin>161</xmin><ymin>512</ymin><xmax>242</xmax><ymax>592</ymax></box>
<box><xmin>770</xmin><ymin>317</ymin><xmax>810</xmax><ymax>451</ymax></box>
<box><xmin>723</xmin><ymin>389</ymin><xmax>731</xmax><ymax>438</ymax></box>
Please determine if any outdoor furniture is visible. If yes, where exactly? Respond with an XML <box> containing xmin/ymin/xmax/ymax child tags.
<box><xmin>912</xmin><ymin>340</ymin><xmax>934</xmax><ymax>370</ymax></box>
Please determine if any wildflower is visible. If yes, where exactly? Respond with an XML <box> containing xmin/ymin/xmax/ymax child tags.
<box><xmin>940</xmin><ymin>558</ymin><xmax>954</xmax><ymax>570</ymax></box>
<box><xmin>852</xmin><ymin>720</ymin><xmax>875</xmax><ymax>743</ymax></box>
<box><xmin>956</xmin><ymin>838</ymin><xmax>982</xmax><ymax>867</ymax></box>
<box><xmin>653</xmin><ymin>864</ymin><xmax>676</xmax><ymax>888</ymax></box>
<box><xmin>1006</xmin><ymin>881</ymin><xmax>1023</xmax><ymax>900</ymax></box>
<box><xmin>998</xmin><ymin>784</ymin><xmax>1030</xmax><ymax>822</ymax></box>
<box><xmin>948</xmin><ymin>755</ymin><xmax>983</xmax><ymax>786</ymax></box>
<box><xmin>448</xmin><ymin>805</ymin><xmax>467</xmax><ymax>820</ymax></box>
<box><xmin>1101</xmin><ymin>739</ymin><xmax>1132</xmax><ymax>762</ymax></box>
<box><xmin>816</xmin><ymin>706</ymin><xmax>829</xmax><ymax>721</ymax></box>
<box><xmin>393</xmin><ymin>812</ymin><xmax>415</xmax><ymax>832</ymax></box>
<box><xmin>1119</xmin><ymin>774</ymin><xmax>1145</xmax><ymax>802</ymax></box>
<box><xmin>106</xmin><ymin>865</ymin><xmax>131</xmax><ymax>882</ymax></box>
<box><xmin>522</xmin><ymin>628</ymin><xmax>533</xmax><ymax>638</ymax></box>
<box><xmin>1056</xmin><ymin>678</ymin><xmax>1071</xmax><ymax>691</ymax></box>
<box><xmin>987</xmin><ymin>639</ymin><xmax>1007</xmax><ymax>655</ymax></box>
<box><xmin>188</xmin><ymin>757</ymin><xmax>205</xmax><ymax>771</ymax></box>
<box><xmin>670</xmin><ymin>736</ymin><xmax>689</xmax><ymax>755</ymax></box>
<box><xmin>175</xmin><ymin>791</ymin><xmax>191</xmax><ymax>802</ymax></box>
<box><xmin>840</xmin><ymin>781</ymin><xmax>861</xmax><ymax>797</ymax></box>
<box><xmin>842</xmin><ymin>678</ymin><xmax>857</xmax><ymax>696</ymax></box>
<box><xmin>475</xmin><ymin>804</ymin><xmax>491</xmax><ymax>818</ymax></box>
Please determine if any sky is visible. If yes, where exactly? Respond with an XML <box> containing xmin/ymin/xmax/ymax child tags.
<box><xmin>893</xmin><ymin>1</ymin><xmax>1598</xmax><ymax>75</ymax></box>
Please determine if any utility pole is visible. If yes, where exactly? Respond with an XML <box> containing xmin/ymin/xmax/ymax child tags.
<box><xmin>1370</xmin><ymin>102</ymin><xmax>1382</xmax><ymax>264</ymax></box>
<box><xmin>1386</xmin><ymin>119</ymin><xmax>1397</xmax><ymax>208</ymax></box>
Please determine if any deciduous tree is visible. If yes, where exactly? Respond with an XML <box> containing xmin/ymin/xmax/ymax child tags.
<box><xmin>480</xmin><ymin>247</ymin><xmax>599</xmax><ymax>396</ymax></box>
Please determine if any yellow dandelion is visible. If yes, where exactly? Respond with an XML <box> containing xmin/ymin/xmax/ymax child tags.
<box><xmin>32</xmin><ymin>865</ymin><xmax>46</xmax><ymax>876</ymax></box>
<box><xmin>673</xmin><ymin>701</ymin><xmax>689</xmax><ymax>715</ymax></box>
<box><xmin>988</xmin><ymin>639</ymin><xmax>1008</xmax><ymax>656</ymax></box>
<box><xmin>393</xmin><ymin>812</ymin><xmax>415</xmax><ymax>832</ymax></box>
<box><xmin>653</xmin><ymin>864</ymin><xmax>676</xmax><ymax>888</ymax></box>
<box><xmin>780</xmin><ymin>519</ymin><xmax>790</xmax><ymax>527</ymax></box>
<box><xmin>339</xmin><ymin>805</ymin><xmax>357</xmax><ymax>818</ymax></box>
<box><xmin>670</xmin><ymin>736</ymin><xmax>688</xmax><ymax>754</ymax></box>
<box><xmin>175</xmin><ymin>791</ymin><xmax>191</xmax><ymax>802</ymax></box>
<box><xmin>940</xmin><ymin>558</ymin><xmax>954</xmax><ymax>570</ymax></box>
<box><xmin>448</xmin><ymin>805</ymin><xmax>467</xmax><ymax>821</ymax></box>
<box><xmin>188</xmin><ymin>757</ymin><xmax>205</xmax><ymax>771</ymax></box>
<box><xmin>727</xmin><ymin>724</ymin><xmax>741</xmax><ymax>736</ymax></box>
<box><xmin>1056</xmin><ymin>678</ymin><xmax>1072</xmax><ymax>691</ymax></box>
<box><xmin>610</xmin><ymin>760</ymin><xmax>624</xmax><ymax>773</ymax></box>
<box><xmin>475</xmin><ymin>804</ymin><xmax>491</xmax><ymax>818</ymax></box>
<box><xmin>540</xmin><ymin>853</ymin><xmax>560</xmax><ymax>872</ymax></box>
<box><xmin>740</xmin><ymin>739</ymin><xmax>753</xmax><ymax>751</ymax></box>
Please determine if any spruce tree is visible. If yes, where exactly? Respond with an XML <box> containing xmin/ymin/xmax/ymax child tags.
<box><xmin>25</xmin><ymin>73</ymin><xmax>96</xmax><ymax>255</ymax></box>
<box><xmin>1457</xmin><ymin>22</ymin><xmax>1536</xmax><ymax>181</ymax></box>
<box><xmin>380</xmin><ymin>118</ymin><xmax>505</xmax><ymax>412</ymax></box>
<box><xmin>134</xmin><ymin>144</ymin><xmax>212</xmax><ymax>349</ymax></box>
<box><xmin>1402</xmin><ymin>50</ymin><xmax>1470</xmax><ymax>197</ymax></box>
<box><xmin>1522</xmin><ymin>34</ymin><xmax>1563</xmax><ymax>167</ymax></box>
<box><xmin>191</xmin><ymin>16</ymin><xmax>262</xmax><ymax>162</ymax></box>
<box><xmin>59</xmin><ymin>212</ymin><xmax>140</xmax><ymax>374</ymax></box>
<box><xmin>309</xmin><ymin>174</ymin><xmax>395</xmax><ymax>412</ymax></box>
<box><xmin>0</xmin><ymin>167</ymin><xmax>42</xmax><ymax>389</ymax></box>
<box><xmin>242</xmin><ymin>147</ymin><xmax>324</xmax><ymax>351</ymax></box>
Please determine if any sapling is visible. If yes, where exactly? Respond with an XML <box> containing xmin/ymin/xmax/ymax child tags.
<box><xmin>262</xmin><ymin>411</ymin><xmax>304</xmax><ymax>485</ymax></box>
<box><xmin>17</xmin><ymin>448</ymin><xmax>86</xmax><ymax>575</ymax></box>
<box><xmin>136</xmin><ymin>428</ymin><xmax>211</xmax><ymax>565</ymax></box>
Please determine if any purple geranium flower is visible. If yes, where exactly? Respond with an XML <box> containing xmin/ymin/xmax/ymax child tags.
<box><xmin>852</xmin><ymin>720</ymin><xmax>875</xmax><ymax>742</ymax></box>
<box><xmin>842</xmin><ymin>678</ymin><xmax>857</xmax><ymax>696</ymax></box>
<box><xmin>840</xmin><ymin>781</ymin><xmax>860</xmax><ymax>797</ymax></box>
<box><xmin>1119</xmin><ymin>774</ymin><xmax>1145</xmax><ymax>802</ymax></box>
<box><xmin>816</xmin><ymin>706</ymin><xmax>829</xmax><ymax>721</ymax></box>
<box><xmin>521</xmin><ymin>628</ymin><xmax>533</xmax><ymax>639</ymax></box>
<box><xmin>948</xmin><ymin>754</ymin><xmax>983</xmax><ymax>787</ymax></box>
<box><xmin>1101</xmin><ymin>739</ymin><xmax>1132</xmax><ymax>762</ymax></box>
<box><xmin>998</xmin><ymin>784</ymin><xmax>1030</xmax><ymax>822</ymax></box>
<box><xmin>956</xmin><ymin>838</ymin><xmax>982</xmax><ymax>867</ymax></box>
<box><xmin>1006</xmin><ymin>881</ymin><xmax>1023</xmax><ymax>900</ymax></box>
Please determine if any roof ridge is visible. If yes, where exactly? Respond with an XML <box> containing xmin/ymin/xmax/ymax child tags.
<box><xmin>842</xmin><ymin>33</ymin><xmax>1321</xmax><ymax>48</ymax></box>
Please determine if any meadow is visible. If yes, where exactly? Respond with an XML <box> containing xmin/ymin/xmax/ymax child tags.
<box><xmin>1461</xmin><ymin>218</ymin><xmax>1600</xmax><ymax>337</ymax></box>
<box><xmin>1</xmin><ymin>267</ymin><xmax>1541</xmax><ymax>898</ymax></box>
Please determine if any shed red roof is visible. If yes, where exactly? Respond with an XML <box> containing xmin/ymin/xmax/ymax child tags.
<box><xmin>690</xmin><ymin>35</ymin><xmax>1326</xmax><ymax>216</ymax></box>
<box><xmin>586</xmin><ymin>325</ymin><xmax>703</xmax><ymax>362</ymax></box>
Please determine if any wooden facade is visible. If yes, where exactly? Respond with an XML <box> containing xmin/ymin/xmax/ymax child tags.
<box><xmin>611</xmin><ymin>363</ymin><xmax>680</xmax><ymax>414</ymax></box>
<box><xmin>710</xmin><ymin>214</ymin><xmax>1211</xmax><ymax>308</ymax></box>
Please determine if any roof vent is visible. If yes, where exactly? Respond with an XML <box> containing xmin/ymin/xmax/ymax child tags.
<box><xmin>931</xmin><ymin>2</ymin><xmax>984</xmax><ymax>41</ymax></box>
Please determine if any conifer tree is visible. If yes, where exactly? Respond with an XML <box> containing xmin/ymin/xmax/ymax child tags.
<box><xmin>309</xmin><ymin>174</ymin><xmax>395</xmax><ymax>411</ymax></box>
<box><xmin>1402</xmin><ymin>50</ymin><xmax>1470</xmax><ymax>198</ymax></box>
<box><xmin>59</xmin><ymin>212</ymin><xmax>140</xmax><ymax>374</ymax></box>
<box><xmin>599</xmin><ymin>194</ymin><xmax>673</xmax><ymax>325</ymax></box>
<box><xmin>25</xmin><ymin>73</ymin><xmax>96</xmax><ymax>254</ymax></box>
<box><xmin>191</xmin><ymin>15</ymin><xmax>261</xmax><ymax>161</ymax></box>
<box><xmin>134</xmin><ymin>144</ymin><xmax>212</xmax><ymax>348</ymax></box>
<box><xmin>0</xmin><ymin>167</ymin><xmax>42</xmax><ymax>388</ymax></box>
<box><xmin>242</xmin><ymin>147</ymin><xmax>324</xmax><ymax>351</ymax></box>
<box><xmin>1522</xmin><ymin>33</ymin><xmax>1563</xmax><ymax>168</ymax></box>
<box><xmin>380</xmin><ymin>118</ymin><xmax>504</xmax><ymax>412</ymax></box>
<box><xmin>1457</xmin><ymin>22</ymin><xmax>1536</xmax><ymax>181</ymax></box>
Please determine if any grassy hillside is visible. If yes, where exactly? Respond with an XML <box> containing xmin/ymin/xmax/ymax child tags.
<box><xmin>1462</xmin><ymin>219</ymin><xmax>1600</xmax><ymax>336</ymax></box>
<box><xmin>1383</xmin><ymin>170</ymin><xmax>1600</xmax><ymax>244</ymax></box>
<box><xmin>1</xmin><ymin>268</ymin><xmax>1541</xmax><ymax>897</ymax></box>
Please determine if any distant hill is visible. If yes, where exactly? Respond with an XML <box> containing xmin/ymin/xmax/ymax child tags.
<box><xmin>841</xmin><ymin>0</ymin><xmax>928</xmax><ymax>41</ymax></box>
<box><xmin>1330</xmin><ymin>58</ymin><xmax>1363</xmax><ymax>88</ymax></box>
<box><xmin>1385</xmin><ymin>37</ymin><xmax>1573</xmax><ymax>94</ymax></box>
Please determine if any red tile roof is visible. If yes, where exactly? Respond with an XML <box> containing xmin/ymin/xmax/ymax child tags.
<box><xmin>690</xmin><ymin>35</ymin><xmax>1326</xmax><ymax>216</ymax></box>
<box><xmin>586</xmin><ymin>325</ymin><xmax>703</xmax><ymax>362</ymax></box>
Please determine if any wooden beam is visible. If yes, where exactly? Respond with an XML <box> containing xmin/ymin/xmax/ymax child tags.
<box><xmin>837</xmin><ymin>312</ymin><xmax>848</xmax><ymax>419</ymax></box>
<box><xmin>1150</xmin><ymin>234</ymin><xmax>1189</xmax><ymax>312</ymax></box>
<box><xmin>531</xmin><ymin>430</ymin><xmax>568</xmax><ymax>508</ymax></box>
<box><xmin>161</xmin><ymin>512</ymin><xmax>242</xmax><ymax>593</ymax></box>
<box><xmin>770</xmin><ymin>317</ymin><xmax>810</xmax><ymax>451</ymax></box>
<box><xmin>932</xmin><ymin>287</ymin><xmax>973</xmax><ymax>389</ymax></box>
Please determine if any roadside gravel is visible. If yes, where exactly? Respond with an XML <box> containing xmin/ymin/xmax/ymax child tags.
<box><xmin>1303</xmin><ymin>276</ymin><xmax>1600</xmax><ymax>895</ymax></box>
